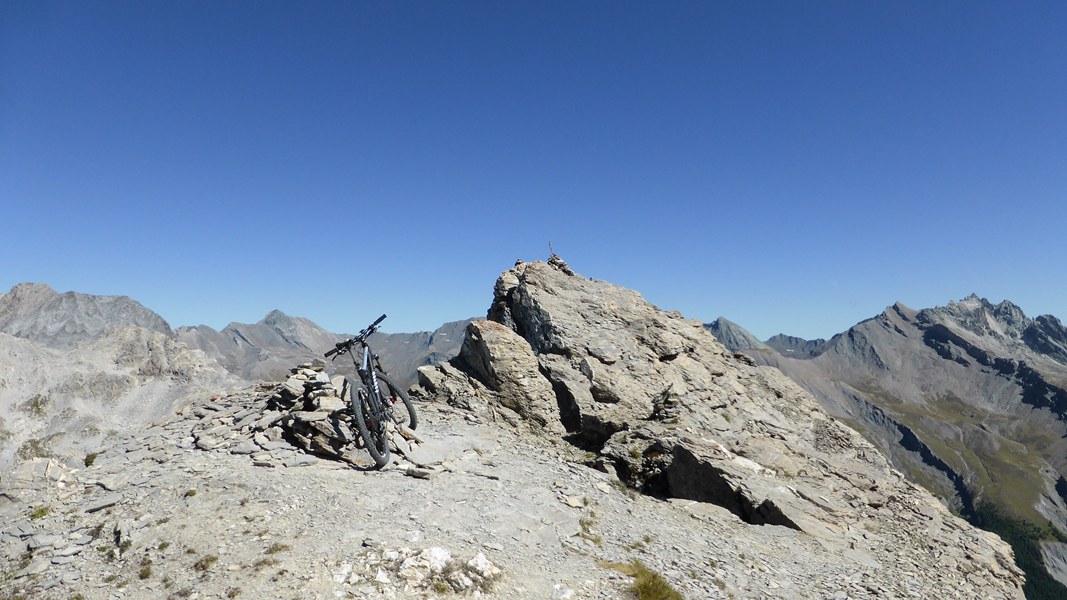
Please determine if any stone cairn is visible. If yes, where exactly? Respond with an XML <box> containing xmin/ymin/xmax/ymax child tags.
<box><xmin>264</xmin><ymin>360</ymin><xmax>422</xmax><ymax>466</ymax></box>
<box><xmin>178</xmin><ymin>360</ymin><xmax>422</xmax><ymax>469</ymax></box>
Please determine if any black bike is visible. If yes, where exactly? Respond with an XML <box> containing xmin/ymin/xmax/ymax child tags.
<box><xmin>324</xmin><ymin>314</ymin><xmax>417</xmax><ymax>468</ymax></box>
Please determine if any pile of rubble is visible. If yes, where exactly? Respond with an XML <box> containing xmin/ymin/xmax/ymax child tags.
<box><xmin>182</xmin><ymin>361</ymin><xmax>422</xmax><ymax>468</ymax></box>
<box><xmin>333</xmin><ymin>545</ymin><xmax>502</xmax><ymax>597</ymax></box>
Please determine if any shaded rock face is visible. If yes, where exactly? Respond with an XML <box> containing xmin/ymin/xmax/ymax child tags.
<box><xmin>417</xmin><ymin>258</ymin><xmax>1024</xmax><ymax>598</ymax></box>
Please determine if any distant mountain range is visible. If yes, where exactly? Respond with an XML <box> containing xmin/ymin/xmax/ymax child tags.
<box><xmin>0</xmin><ymin>282</ymin><xmax>468</xmax><ymax>471</ymax></box>
<box><xmin>708</xmin><ymin>295</ymin><xmax>1067</xmax><ymax>593</ymax></box>
<box><xmin>176</xmin><ymin>310</ymin><xmax>469</xmax><ymax>386</ymax></box>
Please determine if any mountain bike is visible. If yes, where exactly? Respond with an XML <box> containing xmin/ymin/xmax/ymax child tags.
<box><xmin>325</xmin><ymin>314</ymin><xmax>417</xmax><ymax>468</ymax></box>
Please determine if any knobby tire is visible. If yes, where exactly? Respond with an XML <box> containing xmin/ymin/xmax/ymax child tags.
<box><xmin>377</xmin><ymin>373</ymin><xmax>417</xmax><ymax>430</ymax></box>
<box><xmin>347</xmin><ymin>377</ymin><xmax>391</xmax><ymax>469</ymax></box>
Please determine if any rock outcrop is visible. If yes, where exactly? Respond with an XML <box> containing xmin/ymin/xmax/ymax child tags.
<box><xmin>417</xmin><ymin>257</ymin><xmax>1025</xmax><ymax>598</ymax></box>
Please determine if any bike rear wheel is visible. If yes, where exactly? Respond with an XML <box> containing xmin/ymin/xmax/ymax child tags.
<box><xmin>347</xmin><ymin>377</ymin><xmax>391</xmax><ymax>468</ymax></box>
<box><xmin>377</xmin><ymin>373</ymin><xmax>417</xmax><ymax>430</ymax></box>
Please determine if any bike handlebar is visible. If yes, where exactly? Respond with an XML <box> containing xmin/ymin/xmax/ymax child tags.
<box><xmin>323</xmin><ymin>314</ymin><xmax>388</xmax><ymax>360</ymax></box>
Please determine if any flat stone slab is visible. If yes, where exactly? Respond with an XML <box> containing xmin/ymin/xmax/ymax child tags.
<box><xmin>404</xmin><ymin>428</ymin><xmax>496</xmax><ymax>467</ymax></box>
<box><xmin>229</xmin><ymin>441</ymin><xmax>259</xmax><ymax>455</ymax></box>
<box><xmin>83</xmin><ymin>493</ymin><xmax>123</xmax><ymax>513</ymax></box>
<box><xmin>283</xmin><ymin>456</ymin><xmax>318</xmax><ymax>467</ymax></box>
<box><xmin>28</xmin><ymin>534</ymin><xmax>63</xmax><ymax>550</ymax></box>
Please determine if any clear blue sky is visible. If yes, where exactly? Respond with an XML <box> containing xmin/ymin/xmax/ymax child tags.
<box><xmin>2</xmin><ymin>1</ymin><xmax>1065</xmax><ymax>339</ymax></box>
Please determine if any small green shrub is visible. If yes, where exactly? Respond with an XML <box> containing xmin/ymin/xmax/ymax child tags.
<box><xmin>29</xmin><ymin>506</ymin><xmax>49</xmax><ymax>520</ymax></box>
<box><xmin>193</xmin><ymin>555</ymin><xmax>218</xmax><ymax>572</ymax></box>
<box><xmin>139</xmin><ymin>565</ymin><xmax>152</xmax><ymax>579</ymax></box>
<box><xmin>599</xmin><ymin>560</ymin><xmax>685</xmax><ymax>600</ymax></box>
<box><xmin>578</xmin><ymin>516</ymin><xmax>603</xmax><ymax>546</ymax></box>
<box><xmin>252</xmin><ymin>557</ymin><xmax>278</xmax><ymax>570</ymax></box>
<box><xmin>84</xmin><ymin>452</ymin><xmax>99</xmax><ymax>467</ymax></box>
<box><xmin>16</xmin><ymin>438</ymin><xmax>50</xmax><ymax>460</ymax></box>
<box><xmin>265</xmin><ymin>543</ymin><xmax>290</xmax><ymax>554</ymax></box>
<box><xmin>184</xmin><ymin>489</ymin><xmax>197</xmax><ymax>498</ymax></box>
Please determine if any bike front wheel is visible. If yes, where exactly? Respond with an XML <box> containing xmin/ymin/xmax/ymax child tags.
<box><xmin>347</xmin><ymin>378</ymin><xmax>391</xmax><ymax>469</ymax></box>
<box><xmin>377</xmin><ymin>373</ymin><xmax>417</xmax><ymax>430</ymax></box>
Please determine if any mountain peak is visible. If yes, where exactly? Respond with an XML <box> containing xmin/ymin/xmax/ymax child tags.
<box><xmin>8</xmin><ymin>281</ymin><xmax>57</xmax><ymax>295</ymax></box>
<box><xmin>932</xmin><ymin>294</ymin><xmax>1031</xmax><ymax>340</ymax></box>
<box><xmin>0</xmin><ymin>283</ymin><xmax>172</xmax><ymax>345</ymax></box>
<box><xmin>261</xmin><ymin>309</ymin><xmax>292</xmax><ymax>324</ymax></box>
<box><xmin>704</xmin><ymin>317</ymin><xmax>766</xmax><ymax>352</ymax></box>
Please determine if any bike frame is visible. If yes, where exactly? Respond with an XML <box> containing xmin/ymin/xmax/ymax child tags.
<box><xmin>326</xmin><ymin>314</ymin><xmax>394</xmax><ymax>425</ymax></box>
<box><xmin>325</xmin><ymin>314</ymin><xmax>413</xmax><ymax>468</ymax></box>
<box><xmin>351</xmin><ymin>338</ymin><xmax>387</xmax><ymax>417</ymax></box>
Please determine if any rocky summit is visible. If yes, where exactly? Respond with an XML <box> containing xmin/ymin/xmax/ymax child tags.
<box><xmin>1</xmin><ymin>259</ymin><xmax>1026</xmax><ymax>599</ymax></box>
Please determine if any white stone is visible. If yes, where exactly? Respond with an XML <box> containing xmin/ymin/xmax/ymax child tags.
<box><xmin>466</xmin><ymin>552</ymin><xmax>501</xmax><ymax>579</ymax></box>
<box><xmin>422</xmin><ymin>546</ymin><xmax>452</xmax><ymax>574</ymax></box>
<box><xmin>333</xmin><ymin>561</ymin><xmax>352</xmax><ymax>583</ymax></box>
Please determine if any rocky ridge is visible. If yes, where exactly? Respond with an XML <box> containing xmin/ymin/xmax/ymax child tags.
<box><xmin>708</xmin><ymin>295</ymin><xmax>1067</xmax><ymax>594</ymax></box>
<box><xmin>0</xmin><ymin>261</ymin><xmax>1027</xmax><ymax>598</ymax></box>
<box><xmin>416</xmin><ymin>258</ymin><xmax>1024</xmax><ymax>597</ymax></box>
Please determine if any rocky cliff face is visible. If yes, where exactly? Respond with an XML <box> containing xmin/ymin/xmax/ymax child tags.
<box><xmin>710</xmin><ymin>295</ymin><xmax>1067</xmax><ymax>597</ymax></box>
<box><xmin>416</xmin><ymin>258</ymin><xmax>1024</xmax><ymax>598</ymax></box>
